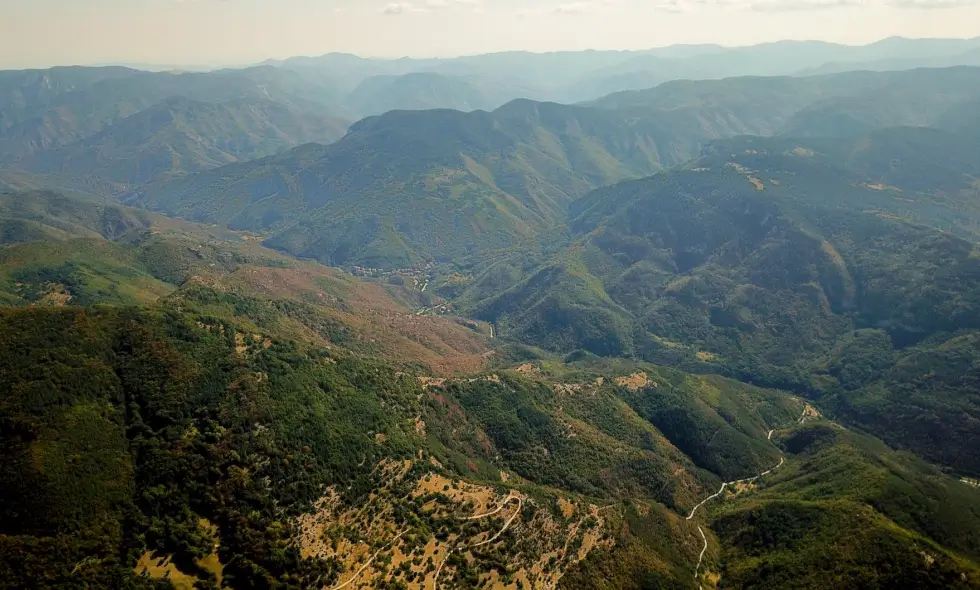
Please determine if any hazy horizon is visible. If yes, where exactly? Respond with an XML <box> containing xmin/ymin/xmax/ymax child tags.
<box><xmin>94</xmin><ymin>34</ymin><xmax>980</xmax><ymax>71</ymax></box>
<box><xmin>2</xmin><ymin>0</ymin><xmax>980</xmax><ymax>70</ymax></box>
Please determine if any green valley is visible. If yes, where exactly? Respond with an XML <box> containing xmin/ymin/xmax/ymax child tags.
<box><xmin>1</xmin><ymin>48</ymin><xmax>980</xmax><ymax>590</ymax></box>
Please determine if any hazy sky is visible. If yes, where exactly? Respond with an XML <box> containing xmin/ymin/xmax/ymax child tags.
<box><xmin>1</xmin><ymin>0</ymin><xmax>978</xmax><ymax>69</ymax></box>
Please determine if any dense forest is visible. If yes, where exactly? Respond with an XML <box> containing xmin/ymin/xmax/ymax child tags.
<box><xmin>3</xmin><ymin>300</ymin><xmax>977</xmax><ymax>589</ymax></box>
<box><xmin>461</xmin><ymin>127</ymin><xmax>980</xmax><ymax>477</ymax></box>
<box><xmin>0</xmin><ymin>301</ymin><xmax>456</xmax><ymax>587</ymax></box>
<box><xmin>2</xmin><ymin>57</ymin><xmax>980</xmax><ymax>589</ymax></box>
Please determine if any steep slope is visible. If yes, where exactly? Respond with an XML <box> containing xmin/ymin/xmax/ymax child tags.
<box><xmin>704</xmin><ymin>423</ymin><xmax>980</xmax><ymax>589</ymax></box>
<box><xmin>0</xmin><ymin>190</ymin><xmax>153</xmax><ymax>244</ymax></box>
<box><xmin>2</xmin><ymin>191</ymin><xmax>979</xmax><ymax>589</ymax></box>
<box><xmin>345</xmin><ymin>72</ymin><xmax>510</xmax><ymax>117</ymax></box>
<box><xmin>2</xmin><ymin>301</ymin><xmax>975</xmax><ymax>589</ymax></box>
<box><xmin>0</xmin><ymin>239</ymin><xmax>176</xmax><ymax>307</ymax></box>
<box><xmin>0</xmin><ymin>268</ymin><xmax>795</xmax><ymax>590</ymax></box>
<box><xmin>590</xmin><ymin>67</ymin><xmax>980</xmax><ymax>138</ymax></box>
<box><xmin>127</xmin><ymin>101</ymin><xmax>679</xmax><ymax>268</ymax></box>
<box><xmin>0</xmin><ymin>66</ymin><xmax>344</xmax><ymax>162</ymax></box>
<box><xmin>463</xmin><ymin>128</ymin><xmax>980</xmax><ymax>475</ymax></box>
<box><xmin>15</xmin><ymin>96</ymin><xmax>347</xmax><ymax>191</ymax></box>
<box><xmin>0</xmin><ymin>190</ymin><xmax>492</xmax><ymax>374</ymax></box>
<box><xmin>128</xmin><ymin>77</ymin><xmax>961</xmax><ymax>272</ymax></box>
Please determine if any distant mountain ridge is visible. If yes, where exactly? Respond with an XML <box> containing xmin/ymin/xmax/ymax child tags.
<box><xmin>15</xmin><ymin>96</ymin><xmax>348</xmax><ymax>190</ymax></box>
<box><xmin>0</xmin><ymin>66</ymin><xmax>348</xmax><ymax>162</ymax></box>
<box><xmin>117</xmin><ymin>67</ymin><xmax>980</xmax><ymax>272</ymax></box>
<box><xmin>3</xmin><ymin>40</ymin><xmax>980</xmax><ymax>202</ymax></box>
<box><xmin>124</xmin><ymin>100</ymin><xmax>681</xmax><ymax>268</ymax></box>
<box><xmin>4</xmin><ymin>50</ymin><xmax>980</xmax><ymax>590</ymax></box>
<box><xmin>345</xmin><ymin>72</ymin><xmax>525</xmax><ymax>116</ymax></box>
<box><xmin>271</xmin><ymin>36</ymin><xmax>980</xmax><ymax>108</ymax></box>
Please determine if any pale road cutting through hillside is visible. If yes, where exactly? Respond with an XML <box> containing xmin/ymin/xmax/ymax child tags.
<box><xmin>469</xmin><ymin>497</ymin><xmax>524</xmax><ymax>549</ymax></box>
<box><xmin>433</xmin><ymin>496</ymin><xmax>524</xmax><ymax>589</ymax></box>
<box><xmin>686</xmin><ymin>456</ymin><xmax>786</xmax><ymax>588</ymax></box>
<box><xmin>687</xmin><ymin>406</ymin><xmax>807</xmax><ymax>588</ymax></box>
<box><xmin>435</xmin><ymin>401</ymin><xmax>802</xmax><ymax>589</ymax></box>
<box><xmin>685</xmin><ymin>456</ymin><xmax>785</xmax><ymax>521</ymax></box>
<box><xmin>328</xmin><ymin>530</ymin><xmax>406</xmax><ymax>590</ymax></box>
<box><xmin>695</xmin><ymin>525</ymin><xmax>709</xmax><ymax>587</ymax></box>
<box><xmin>463</xmin><ymin>493</ymin><xmax>519</xmax><ymax>520</ymax></box>
<box><xmin>432</xmin><ymin>547</ymin><xmax>453</xmax><ymax>590</ymax></box>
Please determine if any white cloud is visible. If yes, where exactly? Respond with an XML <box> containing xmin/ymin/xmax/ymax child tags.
<box><xmin>751</xmin><ymin>0</ymin><xmax>866</xmax><ymax>12</ymax></box>
<box><xmin>553</xmin><ymin>0</ymin><xmax>616</xmax><ymax>15</ymax></box>
<box><xmin>383</xmin><ymin>2</ymin><xmax>428</xmax><ymax>14</ymax></box>
<box><xmin>383</xmin><ymin>0</ymin><xmax>483</xmax><ymax>14</ymax></box>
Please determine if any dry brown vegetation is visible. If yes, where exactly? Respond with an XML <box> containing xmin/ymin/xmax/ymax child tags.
<box><xmin>195</xmin><ymin>261</ymin><xmax>491</xmax><ymax>375</ymax></box>
<box><xmin>615</xmin><ymin>372</ymin><xmax>654</xmax><ymax>392</ymax></box>
<box><xmin>133</xmin><ymin>519</ymin><xmax>223</xmax><ymax>588</ymax></box>
<box><xmin>296</xmin><ymin>461</ymin><xmax>611</xmax><ymax>590</ymax></box>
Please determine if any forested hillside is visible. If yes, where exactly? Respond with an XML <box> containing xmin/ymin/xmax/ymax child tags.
<box><xmin>0</xmin><ymin>66</ymin><xmax>347</xmax><ymax>163</ymax></box>
<box><xmin>0</xmin><ymin>190</ymin><xmax>154</xmax><ymax>244</ymax></box>
<box><xmin>124</xmin><ymin>101</ymin><xmax>679</xmax><ymax>268</ymax></box>
<box><xmin>0</xmin><ymin>190</ymin><xmax>491</xmax><ymax>373</ymax></box>
<box><xmin>108</xmin><ymin>67</ymin><xmax>980</xmax><ymax>272</ymax></box>
<box><xmin>3</xmin><ymin>48</ymin><xmax>980</xmax><ymax>590</ymax></box>
<box><xmin>14</xmin><ymin>97</ymin><xmax>347</xmax><ymax>191</ymax></box>
<box><xmin>3</xmin><ymin>301</ymin><xmax>977</xmax><ymax>589</ymax></box>
<box><xmin>461</xmin><ymin>126</ymin><xmax>980</xmax><ymax>476</ymax></box>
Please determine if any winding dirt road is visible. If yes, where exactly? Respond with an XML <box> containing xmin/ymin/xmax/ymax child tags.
<box><xmin>329</xmin><ymin>530</ymin><xmax>405</xmax><ymax>590</ymax></box>
<box><xmin>433</xmin><ymin>495</ymin><xmax>524</xmax><ymax>589</ymax></box>
<box><xmin>695</xmin><ymin>525</ymin><xmax>708</xmax><ymax>587</ymax></box>
<box><xmin>470</xmin><ymin>497</ymin><xmax>524</xmax><ymax>549</ymax></box>
<box><xmin>685</xmin><ymin>456</ymin><xmax>784</xmax><ymax>521</ymax></box>
<box><xmin>686</xmin><ymin>408</ymin><xmax>804</xmax><ymax>587</ymax></box>
<box><xmin>463</xmin><ymin>494</ymin><xmax>519</xmax><ymax>520</ymax></box>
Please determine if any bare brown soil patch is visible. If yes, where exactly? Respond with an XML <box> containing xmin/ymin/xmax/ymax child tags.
<box><xmin>616</xmin><ymin>372</ymin><xmax>655</xmax><ymax>391</ymax></box>
<box><xmin>134</xmin><ymin>521</ymin><xmax>223</xmax><ymax>590</ymax></box>
<box><xmin>210</xmin><ymin>264</ymin><xmax>491</xmax><ymax>375</ymax></box>
<box><xmin>419</xmin><ymin>376</ymin><xmax>447</xmax><ymax>388</ymax></box>
<box><xmin>135</xmin><ymin>553</ymin><xmax>197</xmax><ymax>590</ymax></box>
<box><xmin>801</xmin><ymin>404</ymin><xmax>821</xmax><ymax>423</ymax></box>
<box><xmin>554</xmin><ymin>382</ymin><xmax>585</xmax><ymax>395</ymax></box>
<box><xmin>703</xmin><ymin>570</ymin><xmax>722</xmax><ymax>589</ymax></box>
<box><xmin>296</xmin><ymin>463</ymin><xmax>611</xmax><ymax>590</ymax></box>
<box><xmin>558</xmin><ymin>497</ymin><xmax>576</xmax><ymax>519</ymax></box>
<box><xmin>31</xmin><ymin>283</ymin><xmax>72</xmax><ymax>307</ymax></box>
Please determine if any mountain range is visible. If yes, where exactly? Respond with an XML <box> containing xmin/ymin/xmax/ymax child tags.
<box><xmin>270</xmin><ymin>36</ymin><xmax>980</xmax><ymax>107</ymax></box>
<box><xmin>461</xmin><ymin>125</ymin><xmax>980</xmax><ymax>476</ymax></box>
<box><xmin>2</xmin><ymin>39</ymin><xmax>980</xmax><ymax>590</ymax></box>
<box><xmin>110</xmin><ymin>67</ymin><xmax>980</xmax><ymax>272</ymax></box>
